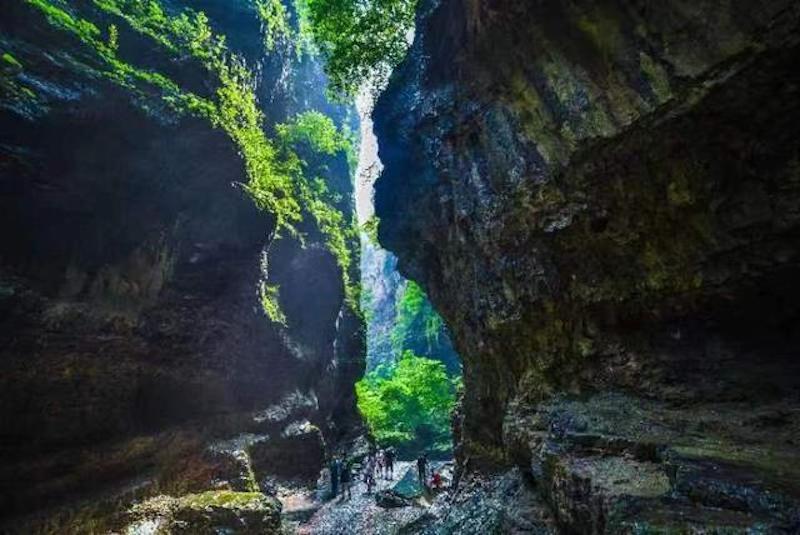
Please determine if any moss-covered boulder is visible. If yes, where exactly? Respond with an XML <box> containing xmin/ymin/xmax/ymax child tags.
<box><xmin>128</xmin><ymin>491</ymin><xmax>281</xmax><ymax>534</ymax></box>
<box><xmin>375</xmin><ymin>0</ymin><xmax>800</xmax><ymax>530</ymax></box>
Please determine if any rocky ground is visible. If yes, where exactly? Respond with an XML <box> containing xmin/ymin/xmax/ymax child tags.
<box><xmin>287</xmin><ymin>461</ymin><xmax>431</xmax><ymax>534</ymax></box>
<box><xmin>283</xmin><ymin>461</ymin><xmax>556</xmax><ymax>535</ymax></box>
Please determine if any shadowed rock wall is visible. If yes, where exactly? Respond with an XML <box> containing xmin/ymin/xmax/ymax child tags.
<box><xmin>0</xmin><ymin>0</ymin><xmax>363</xmax><ymax>530</ymax></box>
<box><xmin>375</xmin><ymin>0</ymin><xmax>800</xmax><ymax>531</ymax></box>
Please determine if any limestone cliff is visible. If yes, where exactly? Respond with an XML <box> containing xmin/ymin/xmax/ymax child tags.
<box><xmin>375</xmin><ymin>0</ymin><xmax>800</xmax><ymax>531</ymax></box>
<box><xmin>0</xmin><ymin>0</ymin><xmax>363</xmax><ymax>530</ymax></box>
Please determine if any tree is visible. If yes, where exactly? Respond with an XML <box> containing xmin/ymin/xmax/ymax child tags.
<box><xmin>391</xmin><ymin>280</ymin><xmax>443</xmax><ymax>354</ymax></box>
<box><xmin>355</xmin><ymin>351</ymin><xmax>460</xmax><ymax>454</ymax></box>
<box><xmin>301</xmin><ymin>0</ymin><xmax>418</xmax><ymax>95</ymax></box>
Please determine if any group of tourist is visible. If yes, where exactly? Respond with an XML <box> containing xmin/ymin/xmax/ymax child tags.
<box><xmin>362</xmin><ymin>446</ymin><xmax>396</xmax><ymax>492</ymax></box>
<box><xmin>329</xmin><ymin>447</ymin><xmax>397</xmax><ymax>500</ymax></box>
<box><xmin>329</xmin><ymin>447</ymin><xmax>447</xmax><ymax>502</ymax></box>
<box><xmin>327</xmin><ymin>455</ymin><xmax>352</xmax><ymax>500</ymax></box>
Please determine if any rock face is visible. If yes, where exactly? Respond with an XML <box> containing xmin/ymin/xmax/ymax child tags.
<box><xmin>361</xmin><ymin>242</ymin><xmax>460</xmax><ymax>374</ymax></box>
<box><xmin>249</xmin><ymin>421</ymin><xmax>326</xmax><ymax>484</ymax></box>
<box><xmin>375</xmin><ymin>0</ymin><xmax>800</xmax><ymax>531</ymax></box>
<box><xmin>361</xmin><ymin>243</ymin><xmax>406</xmax><ymax>369</ymax></box>
<box><xmin>0</xmin><ymin>0</ymin><xmax>363</xmax><ymax>530</ymax></box>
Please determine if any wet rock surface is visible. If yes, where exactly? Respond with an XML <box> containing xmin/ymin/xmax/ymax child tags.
<box><xmin>375</xmin><ymin>0</ymin><xmax>800</xmax><ymax>531</ymax></box>
<box><xmin>407</xmin><ymin>469</ymin><xmax>555</xmax><ymax>535</ymax></box>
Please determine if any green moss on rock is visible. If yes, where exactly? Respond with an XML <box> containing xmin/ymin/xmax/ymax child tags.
<box><xmin>1</xmin><ymin>52</ymin><xmax>23</xmax><ymax>71</ymax></box>
<box><xmin>129</xmin><ymin>490</ymin><xmax>281</xmax><ymax>534</ymax></box>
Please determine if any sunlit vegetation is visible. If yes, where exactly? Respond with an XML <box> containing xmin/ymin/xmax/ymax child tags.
<box><xmin>356</xmin><ymin>351</ymin><xmax>460</xmax><ymax>454</ymax></box>
<box><xmin>391</xmin><ymin>280</ymin><xmax>444</xmax><ymax>354</ymax></box>
<box><xmin>2</xmin><ymin>53</ymin><xmax>23</xmax><ymax>71</ymax></box>
<box><xmin>361</xmin><ymin>215</ymin><xmax>380</xmax><ymax>245</ymax></box>
<box><xmin>24</xmin><ymin>0</ymin><xmax>360</xmax><ymax>322</ymax></box>
<box><xmin>24</xmin><ymin>0</ymin><xmax>214</xmax><ymax>115</ymax></box>
<box><xmin>259</xmin><ymin>281</ymin><xmax>288</xmax><ymax>326</ymax></box>
<box><xmin>298</xmin><ymin>177</ymin><xmax>360</xmax><ymax>308</ymax></box>
<box><xmin>277</xmin><ymin>111</ymin><xmax>360</xmax><ymax>308</ymax></box>
<box><xmin>256</xmin><ymin>0</ymin><xmax>315</xmax><ymax>57</ymax></box>
<box><xmin>1</xmin><ymin>51</ymin><xmax>34</xmax><ymax>102</ymax></box>
<box><xmin>256</xmin><ymin>0</ymin><xmax>292</xmax><ymax>51</ymax></box>
<box><xmin>301</xmin><ymin>0</ymin><xmax>418</xmax><ymax>95</ymax></box>
<box><xmin>277</xmin><ymin>110</ymin><xmax>349</xmax><ymax>155</ymax></box>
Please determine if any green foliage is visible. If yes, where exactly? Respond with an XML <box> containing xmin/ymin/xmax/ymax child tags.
<box><xmin>292</xmin><ymin>0</ymin><xmax>316</xmax><ymax>56</ymax></box>
<box><xmin>259</xmin><ymin>281</ymin><xmax>287</xmax><ymax>325</ymax></box>
<box><xmin>301</xmin><ymin>0</ymin><xmax>418</xmax><ymax>95</ymax></box>
<box><xmin>26</xmin><ymin>0</ymin><xmax>362</xmax><ymax>322</ymax></box>
<box><xmin>88</xmin><ymin>0</ymin><xmax>303</xmax><ymax>230</ymax></box>
<box><xmin>256</xmin><ymin>0</ymin><xmax>315</xmax><ymax>56</ymax></box>
<box><xmin>24</xmin><ymin>0</ymin><xmax>215</xmax><ymax>116</ymax></box>
<box><xmin>1</xmin><ymin>53</ymin><xmax>23</xmax><ymax>71</ymax></box>
<box><xmin>107</xmin><ymin>23</ymin><xmax>119</xmax><ymax>51</ymax></box>
<box><xmin>216</xmin><ymin>60</ymin><xmax>303</xmax><ymax>231</ymax></box>
<box><xmin>297</xmin><ymin>177</ymin><xmax>360</xmax><ymax>308</ymax></box>
<box><xmin>277</xmin><ymin>110</ymin><xmax>349</xmax><ymax>155</ymax></box>
<box><xmin>340</xmin><ymin>121</ymin><xmax>359</xmax><ymax>174</ymax></box>
<box><xmin>356</xmin><ymin>351</ymin><xmax>458</xmax><ymax>450</ymax></box>
<box><xmin>391</xmin><ymin>280</ymin><xmax>443</xmax><ymax>354</ymax></box>
<box><xmin>361</xmin><ymin>215</ymin><xmax>380</xmax><ymax>245</ymax></box>
<box><xmin>0</xmin><ymin>51</ymin><xmax>37</xmax><ymax>110</ymax></box>
<box><xmin>275</xmin><ymin>111</ymin><xmax>360</xmax><ymax>309</ymax></box>
<box><xmin>361</xmin><ymin>286</ymin><xmax>375</xmax><ymax>324</ymax></box>
<box><xmin>93</xmin><ymin>0</ymin><xmax>226</xmax><ymax>63</ymax></box>
<box><xmin>255</xmin><ymin>0</ymin><xmax>292</xmax><ymax>51</ymax></box>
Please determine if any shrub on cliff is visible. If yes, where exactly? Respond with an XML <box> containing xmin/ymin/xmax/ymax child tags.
<box><xmin>355</xmin><ymin>351</ymin><xmax>459</xmax><ymax>455</ymax></box>
<box><xmin>301</xmin><ymin>0</ymin><xmax>418</xmax><ymax>95</ymax></box>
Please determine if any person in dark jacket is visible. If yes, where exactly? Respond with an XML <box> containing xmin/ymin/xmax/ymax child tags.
<box><xmin>417</xmin><ymin>453</ymin><xmax>428</xmax><ymax>488</ymax></box>
<box><xmin>384</xmin><ymin>447</ymin><xmax>395</xmax><ymax>479</ymax></box>
<box><xmin>340</xmin><ymin>461</ymin><xmax>353</xmax><ymax>500</ymax></box>
<box><xmin>329</xmin><ymin>456</ymin><xmax>341</xmax><ymax>498</ymax></box>
<box><xmin>363</xmin><ymin>456</ymin><xmax>376</xmax><ymax>494</ymax></box>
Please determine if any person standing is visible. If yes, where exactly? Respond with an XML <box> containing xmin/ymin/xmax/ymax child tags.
<box><xmin>340</xmin><ymin>460</ymin><xmax>353</xmax><ymax>500</ymax></box>
<box><xmin>431</xmin><ymin>470</ymin><xmax>443</xmax><ymax>490</ymax></box>
<box><xmin>417</xmin><ymin>453</ymin><xmax>428</xmax><ymax>489</ymax></box>
<box><xmin>385</xmin><ymin>447</ymin><xmax>395</xmax><ymax>480</ymax></box>
<box><xmin>363</xmin><ymin>456</ymin><xmax>376</xmax><ymax>494</ymax></box>
<box><xmin>329</xmin><ymin>456</ymin><xmax>341</xmax><ymax>498</ymax></box>
<box><xmin>376</xmin><ymin>448</ymin><xmax>385</xmax><ymax>480</ymax></box>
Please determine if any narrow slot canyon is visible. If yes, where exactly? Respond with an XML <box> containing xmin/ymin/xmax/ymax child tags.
<box><xmin>1</xmin><ymin>0</ymin><xmax>799</xmax><ymax>534</ymax></box>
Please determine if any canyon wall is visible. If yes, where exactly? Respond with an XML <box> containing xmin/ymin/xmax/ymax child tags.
<box><xmin>361</xmin><ymin>242</ymin><xmax>460</xmax><ymax>374</ymax></box>
<box><xmin>0</xmin><ymin>0</ymin><xmax>363</xmax><ymax>530</ymax></box>
<box><xmin>375</xmin><ymin>0</ymin><xmax>800</xmax><ymax>531</ymax></box>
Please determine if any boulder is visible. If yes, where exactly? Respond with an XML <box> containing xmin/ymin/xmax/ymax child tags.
<box><xmin>250</xmin><ymin>422</ymin><xmax>326</xmax><ymax>484</ymax></box>
<box><xmin>375</xmin><ymin>489</ymin><xmax>414</xmax><ymax>509</ymax></box>
<box><xmin>128</xmin><ymin>491</ymin><xmax>281</xmax><ymax>535</ymax></box>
